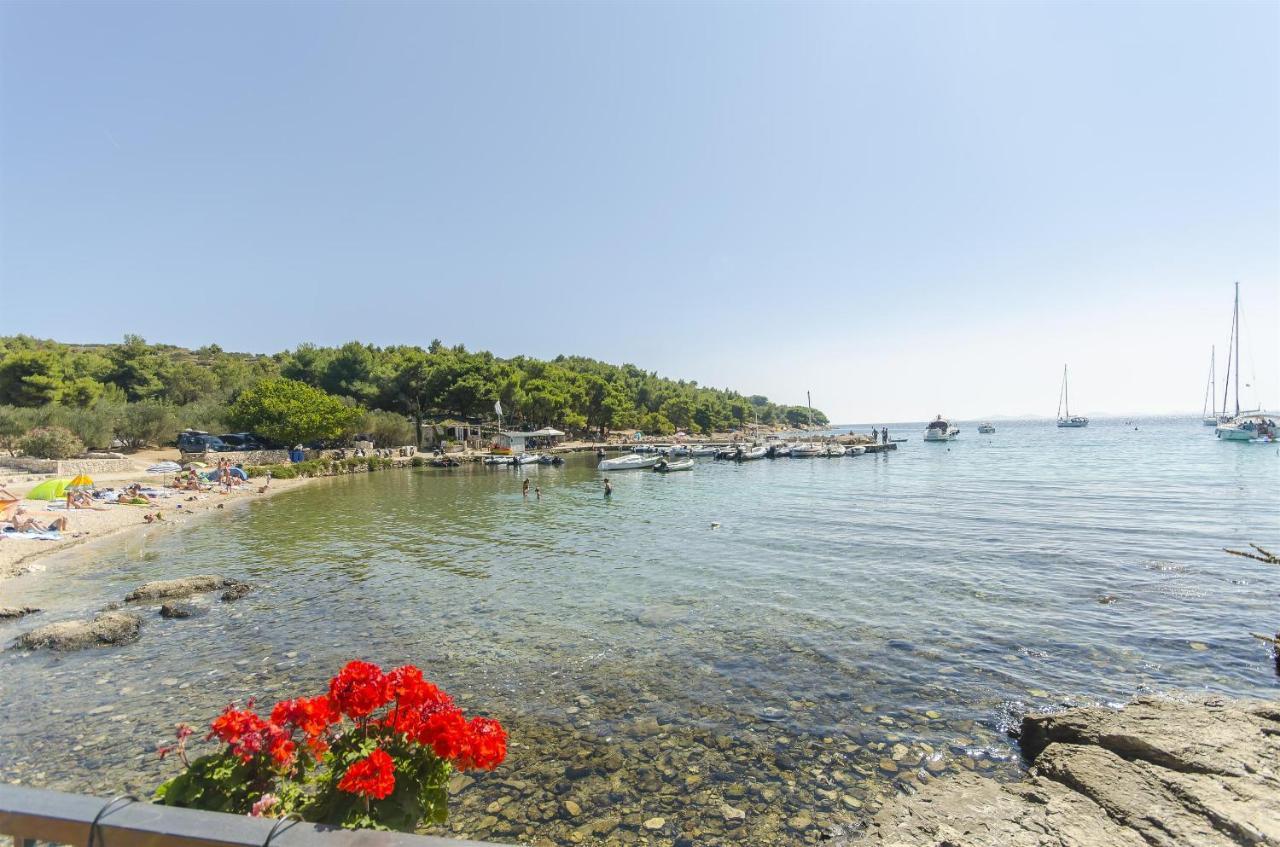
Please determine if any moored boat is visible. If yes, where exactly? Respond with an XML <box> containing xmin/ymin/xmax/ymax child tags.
<box><xmin>846</xmin><ymin>445</ymin><xmax>866</xmax><ymax>455</ymax></box>
<box><xmin>1216</xmin><ymin>412</ymin><xmax>1278</xmax><ymax>442</ymax></box>
<box><xmin>1056</xmin><ymin>364</ymin><xmax>1089</xmax><ymax>427</ymax></box>
<box><xmin>977</xmin><ymin>422</ymin><xmax>995</xmax><ymax>434</ymax></box>
<box><xmin>789</xmin><ymin>443</ymin><xmax>823</xmax><ymax>457</ymax></box>
<box><xmin>824</xmin><ymin>443</ymin><xmax>846</xmax><ymax>457</ymax></box>
<box><xmin>512</xmin><ymin>453</ymin><xmax>542</xmax><ymax>465</ymax></box>
<box><xmin>654</xmin><ymin>457</ymin><xmax>694</xmax><ymax>472</ymax></box>
<box><xmin>599</xmin><ymin>453</ymin><xmax>661</xmax><ymax>471</ymax></box>
<box><xmin>924</xmin><ymin>417</ymin><xmax>959</xmax><ymax>441</ymax></box>
<box><xmin>689</xmin><ymin>445</ymin><xmax>718</xmax><ymax>457</ymax></box>
<box><xmin>536</xmin><ymin>454</ymin><xmax>565</xmax><ymax>465</ymax></box>
<box><xmin>738</xmin><ymin>445</ymin><xmax>767</xmax><ymax>461</ymax></box>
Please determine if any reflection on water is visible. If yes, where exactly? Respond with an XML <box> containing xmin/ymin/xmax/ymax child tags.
<box><xmin>1</xmin><ymin>417</ymin><xmax>1277</xmax><ymax>844</ymax></box>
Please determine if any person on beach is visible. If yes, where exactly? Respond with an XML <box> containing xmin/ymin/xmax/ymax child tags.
<box><xmin>522</xmin><ymin>478</ymin><xmax>530</xmax><ymax>499</ymax></box>
<box><xmin>66</xmin><ymin>489</ymin><xmax>106</xmax><ymax>510</ymax></box>
<box><xmin>7</xmin><ymin>508</ymin><xmax>68</xmax><ymax>533</ymax></box>
<box><xmin>881</xmin><ymin>427</ymin><xmax>888</xmax><ymax>444</ymax></box>
<box><xmin>603</xmin><ymin>478</ymin><xmax>612</xmax><ymax>498</ymax></box>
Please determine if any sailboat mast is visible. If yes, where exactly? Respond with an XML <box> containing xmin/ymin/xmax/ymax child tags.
<box><xmin>1233</xmin><ymin>281</ymin><xmax>1240</xmax><ymax>416</ymax></box>
<box><xmin>1063</xmin><ymin>364</ymin><xmax>1069</xmax><ymax>417</ymax></box>
<box><xmin>806</xmin><ymin>391</ymin><xmax>814</xmax><ymax>428</ymax></box>
<box><xmin>1211</xmin><ymin>345</ymin><xmax>1216</xmax><ymax>417</ymax></box>
<box><xmin>1221</xmin><ymin>287</ymin><xmax>1236</xmax><ymax>418</ymax></box>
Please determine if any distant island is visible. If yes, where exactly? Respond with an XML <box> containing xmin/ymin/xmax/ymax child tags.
<box><xmin>0</xmin><ymin>335</ymin><xmax>828</xmax><ymax>454</ymax></box>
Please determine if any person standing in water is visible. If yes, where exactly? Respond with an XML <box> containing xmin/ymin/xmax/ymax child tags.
<box><xmin>603</xmin><ymin>478</ymin><xmax>612</xmax><ymax>498</ymax></box>
<box><xmin>522</xmin><ymin>478</ymin><xmax>530</xmax><ymax>499</ymax></box>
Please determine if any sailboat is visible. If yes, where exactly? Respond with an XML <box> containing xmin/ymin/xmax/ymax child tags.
<box><xmin>1201</xmin><ymin>347</ymin><xmax>1220</xmax><ymax>426</ymax></box>
<box><xmin>1214</xmin><ymin>282</ymin><xmax>1274</xmax><ymax>441</ymax></box>
<box><xmin>1056</xmin><ymin>365</ymin><xmax>1088</xmax><ymax>427</ymax></box>
<box><xmin>790</xmin><ymin>391</ymin><xmax>823</xmax><ymax>457</ymax></box>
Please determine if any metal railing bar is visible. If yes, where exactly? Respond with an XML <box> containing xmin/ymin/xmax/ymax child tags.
<box><xmin>0</xmin><ymin>785</ymin><xmax>500</xmax><ymax>847</ymax></box>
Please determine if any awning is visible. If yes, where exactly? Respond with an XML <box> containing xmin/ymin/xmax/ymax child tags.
<box><xmin>530</xmin><ymin>428</ymin><xmax>565</xmax><ymax>437</ymax></box>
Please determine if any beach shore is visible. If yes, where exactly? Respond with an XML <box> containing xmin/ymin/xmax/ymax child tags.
<box><xmin>0</xmin><ymin>449</ymin><xmax>312</xmax><ymax>583</ymax></box>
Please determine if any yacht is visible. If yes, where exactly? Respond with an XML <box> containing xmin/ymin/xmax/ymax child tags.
<box><xmin>1056</xmin><ymin>365</ymin><xmax>1089</xmax><ymax>427</ymax></box>
<box><xmin>977</xmin><ymin>422</ymin><xmax>996</xmax><ymax>434</ymax></box>
<box><xmin>1216</xmin><ymin>412</ymin><xmax>1278</xmax><ymax>442</ymax></box>
<box><xmin>924</xmin><ymin>416</ymin><xmax>959</xmax><ymax>442</ymax></box>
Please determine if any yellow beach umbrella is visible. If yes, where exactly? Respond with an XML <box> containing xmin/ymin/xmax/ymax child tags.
<box><xmin>68</xmin><ymin>474</ymin><xmax>94</xmax><ymax>489</ymax></box>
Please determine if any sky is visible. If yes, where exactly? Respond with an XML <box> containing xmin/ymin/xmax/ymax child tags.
<box><xmin>1</xmin><ymin>0</ymin><xmax>1276</xmax><ymax>423</ymax></box>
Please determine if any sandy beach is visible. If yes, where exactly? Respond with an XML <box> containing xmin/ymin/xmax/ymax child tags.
<box><xmin>0</xmin><ymin>449</ymin><xmax>311</xmax><ymax>583</ymax></box>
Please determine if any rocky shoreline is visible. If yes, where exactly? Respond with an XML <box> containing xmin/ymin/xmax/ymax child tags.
<box><xmin>857</xmin><ymin>695</ymin><xmax>1280</xmax><ymax>847</ymax></box>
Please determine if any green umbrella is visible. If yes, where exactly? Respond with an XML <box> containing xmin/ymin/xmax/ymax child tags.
<box><xmin>25</xmin><ymin>478</ymin><xmax>71</xmax><ymax>501</ymax></box>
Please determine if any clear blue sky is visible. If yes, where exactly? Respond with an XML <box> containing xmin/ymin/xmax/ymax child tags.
<box><xmin>1</xmin><ymin>0</ymin><xmax>1276</xmax><ymax>422</ymax></box>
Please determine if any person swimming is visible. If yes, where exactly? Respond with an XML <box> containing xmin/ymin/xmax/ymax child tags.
<box><xmin>603</xmin><ymin>478</ymin><xmax>612</xmax><ymax>498</ymax></box>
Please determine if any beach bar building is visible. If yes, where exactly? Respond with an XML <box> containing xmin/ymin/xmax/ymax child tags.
<box><xmin>494</xmin><ymin>428</ymin><xmax>565</xmax><ymax>455</ymax></box>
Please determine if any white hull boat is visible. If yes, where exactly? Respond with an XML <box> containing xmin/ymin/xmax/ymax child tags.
<box><xmin>689</xmin><ymin>445</ymin><xmax>718</xmax><ymax>457</ymax></box>
<box><xmin>599</xmin><ymin>454</ymin><xmax>661</xmax><ymax>471</ymax></box>
<box><xmin>1056</xmin><ymin>364</ymin><xmax>1088</xmax><ymax>427</ymax></box>
<box><xmin>789</xmin><ymin>443</ymin><xmax>823</xmax><ymax>457</ymax></box>
<box><xmin>1217</xmin><ymin>412</ymin><xmax>1277</xmax><ymax>442</ymax></box>
<box><xmin>824</xmin><ymin>444</ymin><xmax>846</xmax><ymax>457</ymax></box>
<box><xmin>977</xmin><ymin>423</ymin><xmax>995</xmax><ymax>434</ymax></box>
<box><xmin>738</xmin><ymin>445</ymin><xmax>767</xmax><ymax>461</ymax></box>
<box><xmin>846</xmin><ymin>445</ymin><xmax>866</xmax><ymax>455</ymax></box>
<box><xmin>924</xmin><ymin>417</ymin><xmax>958</xmax><ymax>441</ymax></box>
<box><xmin>654</xmin><ymin>458</ymin><xmax>694</xmax><ymax>472</ymax></box>
<box><xmin>1056</xmin><ymin>417</ymin><xmax>1088</xmax><ymax>428</ymax></box>
<box><xmin>512</xmin><ymin>453</ymin><xmax>542</xmax><ymax>465</ymax></box>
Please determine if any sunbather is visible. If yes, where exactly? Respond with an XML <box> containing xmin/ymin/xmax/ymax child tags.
<box><xmin>66</xmin><ymin>489</ymin><xmax>107</xmax><ymax>510</ymax></box>
<box><xmin>8</xmin><ymin>508</ymin><xmax>68</xmax><ymax>533</ymax></box>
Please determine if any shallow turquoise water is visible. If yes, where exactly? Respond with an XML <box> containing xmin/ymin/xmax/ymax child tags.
<box><xmin>0</xmin><ymin>416</ymin><xmax>1276</xmax><ymax>843</ymax></box>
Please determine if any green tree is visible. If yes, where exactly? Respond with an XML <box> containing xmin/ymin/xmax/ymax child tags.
<box><xmin>162</xmin><ymin>360</ymin><xmax>219</xmax><ymax>404</ymax></box>
<box><xmin>116</xmin><ymin>399</ymin><xmax>180</xmax><ymax>449</ymax></box>
<box><xmin>229</xmin><ymin>378</ymin><xmax>363</xmax><ymax>447</ymax></box>
<box><xmin>0</xmin><ymin>406</ymin><xmax>34</xmax><ymax>455</ymax></box>
<box><xmin>107</xmin><ymin>335</ymin><xmax>165</xmax><ymax>400</ymax></box>
<box><xmin>0</xmin><ymin>349</ymin><xmax>66</xmax><ymax>406</ymax></box>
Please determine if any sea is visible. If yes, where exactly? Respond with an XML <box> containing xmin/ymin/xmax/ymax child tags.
<box><xmin>1</xmin><ymin>416</ymin><xmax>1276</xmax><ymax>845</ymax></box>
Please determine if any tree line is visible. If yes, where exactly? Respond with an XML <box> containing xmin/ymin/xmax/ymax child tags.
<box><xmin>0</xmin><ymin>335</ymin><xmax>828</xmax><ymax>452</ymax></box>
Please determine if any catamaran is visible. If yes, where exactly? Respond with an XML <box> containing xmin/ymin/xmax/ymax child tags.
<box><xmin>1056</xmin><ymin>365</ymin><xmax>1088</xmax><ymax>427</ymax></box>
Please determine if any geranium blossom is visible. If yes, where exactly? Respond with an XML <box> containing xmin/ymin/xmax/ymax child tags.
<box><xmin>328</xmin><ymin>660</ymin><xmax>390</xmax><ymax>719</ymax></box>
<box><xmin>337</xmin><ymin>748</ymin><xmax>396</xmax><ymax>799</ymax></box>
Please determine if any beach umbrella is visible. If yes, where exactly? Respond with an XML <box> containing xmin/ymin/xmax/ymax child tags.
<box><xmin>183</xmin><ymin>462</ymin><xmax>208</xmax><ymax>469</ymax></box>
<box><xmin>25</xmin><ymin>478</ymin><xmax>71</xmax><ymax>500</ymax></box>
<box><xmin>68</xmin><ymin>474</ymin><xmax>94</xmax><ymax>489</ymax></box>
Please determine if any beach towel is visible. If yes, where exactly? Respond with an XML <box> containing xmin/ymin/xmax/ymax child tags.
<box><xmin>1</xmin><ymin>527</ymin><xmax>62</xmax><ymax>541</ymax></box>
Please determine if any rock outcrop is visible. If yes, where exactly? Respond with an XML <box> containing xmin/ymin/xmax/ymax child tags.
<box><xmin>14</xmin><ymin>611</ymin><xmax>142</xmax><ymax>651</ymax></box>
<box><xmin>857</xmin><ymin>696</ymin><xmax>1280</xmax><ymax>847</ymax></box>
<box><xmin>125</xmin><ymin>576</ymin><xmax>242</xmax><ymax>602</ymax></box>
<box><xmin>0</xmin><ymin>606</ymin><xmax>39</xmax><ymax>619</ymax></box>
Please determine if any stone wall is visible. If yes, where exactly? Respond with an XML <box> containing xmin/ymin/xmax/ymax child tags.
<box><xmin>178</xmin><ymin>449</ymin><xmax>291</xmax><ymax>466</ymax></box>
<box><xmin>0</xmin><ymin>456</ymin><xmax>135</xmax><ymax>475</ymax></box>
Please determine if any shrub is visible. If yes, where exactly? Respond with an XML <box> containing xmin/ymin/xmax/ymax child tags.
<box><xmin>0</xmin><ymin>405</ymin><xmax>35</xmax><ymax>455</ymax></box>
<box><xmin>228</xmin><ymin>378</ymin><xmax>363</xmax><ymax>447</ymax></box>
<box><xmin>361</xmin><ymin>410</ymin><xmax>414</xmax><ymax>447</ymax></box>
<box><xmin>18</xmin><ymin>425</ymin><xmax>84</xmax><ymax>459</ymax></box>
<box><xmin>62</xmin><ymin>400</ymin><xmax>124</xmax><ymax>450</ymax></box>
<box><xmin>154</xmin><ymin>660</ymin><xmax>506</xmax><ymax>832</ymax></box>
<box><xmin>116</xmin><ymin>399</ymin><xmax>179</xmax><ymax>449</ymax></box>
<box><xmin>410</xmin><ymin>455</ymin><xmax>425</xmax><ymax>467</ymax></box>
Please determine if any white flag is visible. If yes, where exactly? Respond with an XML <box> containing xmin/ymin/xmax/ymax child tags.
<box><xmin>494</xmin><ymin>400</ymin><xmax>503</xmax><ymax>416</ymax></box>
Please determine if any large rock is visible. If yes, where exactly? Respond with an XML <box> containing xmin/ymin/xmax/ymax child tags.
<box><xmin>858</xmin><ymin>696</ymin><xmax>1280</xmax><ymax>847</ymax></box>
<box><xmin>0</xmin><ymin>606</ymin><xmax>40</xmax><ymax>619</ymax></box>
<box><xmin>125</xmin><ymin>576</ymin><xmax>236</xmax><ymax>602</ymax></box>
<box><xmin>15</xmin><ymin>611</ymin><xmax>142</xmax><ymax>651</ymax></box>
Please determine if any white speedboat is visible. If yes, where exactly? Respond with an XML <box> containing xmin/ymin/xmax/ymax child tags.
<box><xmin>977</xmin><ymin>423</ymin><xmax>995</xmax><ymax>434</ymax></box>
<box><xmin>512</xmin><ymin>453</ymin><xmax>542</xmax><ymax>465</ymax></box>
<box><xmin>599</xmin><ymin>453</ymin><xmax>661</xmax><ymax>471</ymax></box>
<box><xmin>1216</xmin><ymin>412</ymin><xmax>1278</xmax><ymax>442</ymax></box>
<box><xmin>846</xmin><ymin>445</ymin><xmax>866</xmax><ymax>455</ymax></box>
<box><xmin>924</xmin><ymin>417</ymin><xmax>959</xmax><ymax>441</ymax></box>
<box><xmin>824</xmin><ymin>443</ymin><xmax>846</xmax><ymax>457</ymax></box>
<box><xmin>483</xmin><ymin>455</ymin><xmax>514</xmax><ymax>465</ymax></box>
<box><xmin>689</xmin><ymin>445</ymin><xmax>718</xmax><ymax>457</ymax></box>
<box><xmin>1056</xmin><ymin>364</ymin><xmax>1089</xmax><ymax>427</ymax></box>
<box><xmin>738</xmin><ymin>445</ymin><xmax>767</xmax><ymax>461</ymax></box>
<box><xmin>789</xmin><ymin>443</ymin><xmax>823</xmax><ymax>457</ymax></box>
<box><xmin>664</xmin><ymin>445</ymin><xmax>691</xmax><ymax>457</ymax></box>
<box><xmin>654</xmin><ymin>457</ymin><xmax>694</xmax><ymax>472</ymax></box>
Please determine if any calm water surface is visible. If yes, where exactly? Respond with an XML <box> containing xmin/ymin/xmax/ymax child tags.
<box><xmin>1</xmin><ymin>417</ymin><xmax>1277</xmax><ymax>844</ymax></box>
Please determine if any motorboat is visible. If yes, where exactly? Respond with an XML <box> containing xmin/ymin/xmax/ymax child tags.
<box><xmin>536</xmin><ymin>455</ymin><xmax>565</xmax><ymax>465</ymax></box>
<box><xmin>654</xmin><ymin>457</ymin><xmax>694</xmax><ymax>472</ymax></box>
<box><xmin>663</xmin><ymin>445</ymin><xmax>691</xmax><ymax>457</ymax></box>
<box><xmin>765</xmin><ymin>440</ymin><xmax>791</xmax><ymax>458</ymax></box>
<box><xmin>1216</xmin><ymin>412</ymin><xmax>1278</xmax><ymax>442</ymax></box>
<box><xmin>824</xmin><ymin>443</ymin><xmax>846</xmax><ymax>457</ymax></box>
<box><xmin>924</xmin><ymin>417</ymin><xmax>959</xmax><ymax>442</ymax></box>
<box><xmin>512</xmin><ymin>453</ymin><xmax>542</xmax><ymax>465</ymax></box>
<box><xmin>846</xmin><ymin>445</ymin><xmax>866</xmax><ymax>455</ymax></box>
<box><xmin>599</xmin><ymin>453</ymin><xmax>661</xmax><ymax>471</ymax></box>
<box><xmin>737</xmin><ymin>445</ymin><xmax>767</xmax><ymax>461</ymax></box>
<box><xmin>977</xmin><ymin>423</ymin><xmax>996</xmax><ymax>434</ymax></box>
<box><xmin>631</xmin><ymin>444</ymin><xmax>660</xmax><ymax>454</ymax></box>
<box><xmin>1056</xmin><ymin>365</ymin><xmax>1089</xmax><ymax>427</ymax></box>
<box><xmin>689</xmin><ymin>445</ymin><xmax>719</xmax><ymax>457</ymax></box>
<box><xmin>789</xmin><ymin>443</ymin><xmax>824</xmax><ymax>457</ymax></box>
<box><xmin>483</xmin><ymin>455</ymin><xmax>514</xmax><ymax>465</ymax></box>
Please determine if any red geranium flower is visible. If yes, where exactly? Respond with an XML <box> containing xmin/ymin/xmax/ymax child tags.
<box><xmin>208</xmin><ymin>704</ymin><xmax>271</xmax><ymax>762</ymax></box>
<box><xmin>337</xmin><ymin>748</ymin><xmax>396</xmax><ymax>800</ymax></box>
<box><xmin>328</xmin><ymin>661</ymin><xmax>390</xmax><ymax>719</ymax></box>
<box><xmin>461</xmin><ymin>717</ymin><xmax>507</xmax><ymax>771</ymax></box>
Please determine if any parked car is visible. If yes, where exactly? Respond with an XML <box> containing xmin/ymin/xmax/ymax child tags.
<box><xmin>177</xmin><ymin>430</ymin><xmax>229</xmax><ymax>453</ymax></box>
<box><xmin>218</xmin><ymin>432</ymin><xmax>269</xmax><ymax>451</ymax></box>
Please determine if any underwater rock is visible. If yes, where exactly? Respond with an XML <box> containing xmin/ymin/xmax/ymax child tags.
<box><xmin>15</xmin><ymin>611</ymin><xmax>141</xmax><ymax>651</ymax></box>
<box><xmin>125</xmin><ymin>576</ymin><xmax>232</xmax><ymax>602</ymax></box>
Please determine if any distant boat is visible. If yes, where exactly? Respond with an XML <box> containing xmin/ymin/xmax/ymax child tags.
<box><xmin>599</xmin><ymin>453</ymin><xmax>661</xmax><ymax>471</ymax></box>
<box><xmin>977</xmin><ymin>423</ymin><xmax>996</xmax><ymax>434</ymax></box>
<box><xmin>924</xmin><ymin>416</ymin><xmax>959</xmax><ymax>442</ymax></box>
<box><xmin>536</xmin><ymin>455</ymin><xmax>565</xmax><ymax>465</ymax></box>
<box><xmin>512</xmin><ymin>453</ymin><xmax>542</xmax><ymax>465</ymax></box>
<box><xmin>1216</xmin><ymin>412</ymin><xmax>1278</xmax><ymax>442</ymax></box>
<box><xmin>1201</xmin><ymin>346</ymin><xmax>1224</xmax><ymax>426</ymax></box>
<box><xmin>824</xmin><ymin>443</ymin><xmax>846</xmax><ymax>457</ymax></box>
<box><xmin>789</xmin><ymin>443</ymin><xmax>823</xmax><ymax>457</ymax></box>
<box><xmin>689</xmin><ymin>445</ymin><xmax>718</xmax><ymax>457</ymax></box>
<box><xmin>654</xmin><ymin>457</ymin><xmax>694</xmax><ymax>472</ymax></box>
<box><xmin>1213</xmin><ymin>283</ymin><xmax>1270</xmax><ymax>441</ymax></box>
<box><xmin>1056</xmin><ymin>365</ymin><xmax>1088</xmax><ymax>427</ymax></box>
<box><xmin>737</xmin><ymin>445</ymin><xmax>767</xmax><ymax>461</ymax></box>
<box><xmin>846</xmin><ymin>445</ymin><xmax>867</xmax><ymax>455</ymax></box>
